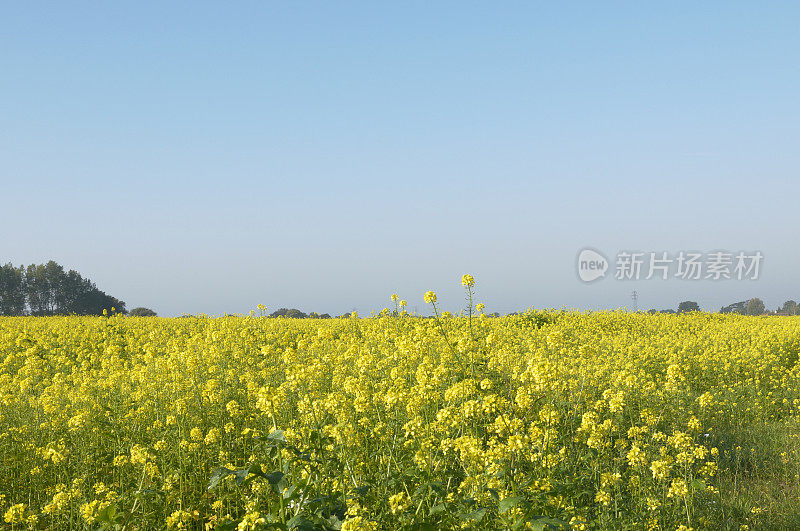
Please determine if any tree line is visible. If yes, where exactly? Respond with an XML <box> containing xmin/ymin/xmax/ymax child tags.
<box><xmin>717</xmin><ymin>298</ymin><xmax>799</xmax><ymax>315</ymax></box>
<box><xmin>0</xmin><ymin>261</ymin><xmax>126</xmax><ymax>316</ymax></box>
<box><xmin>648</xmin><ymin>298</ymin><xmax>800</xmax><ymax>316</ymax></box>
<box><xmin>268</xmin><ymin>308</ymin><xmax>332</xmax><ymax>319</ymax></box>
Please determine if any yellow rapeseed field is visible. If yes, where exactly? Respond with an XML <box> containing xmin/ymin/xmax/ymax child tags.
<box><xmin>1</xmin><ymin>282</ymin><xmax>799</xmax><ymax>529</ymax></box>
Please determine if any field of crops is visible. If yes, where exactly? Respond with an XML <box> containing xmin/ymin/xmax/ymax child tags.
<box><xmin>2</xmin><ymin>299</ymin><xmax>800</xmax><ymax>529</ymax></box>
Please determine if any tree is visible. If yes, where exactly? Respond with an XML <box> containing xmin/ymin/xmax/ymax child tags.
<box><xmin>17</xmin><ymin>261</ymin><xmax>127</xmax><ymax>316</ymax></box>
<box><xmin>44</xmin><ymin>260</ymin><xmax>67</xmax><ymax>313</ymax></box>
<box><xmin>721</xmin><ymin>301</ymin><xmax>747</xmax><ymax>314</ymax></box>
<box><xmin>129</xmin><ymin>307</ymin><xmax>157</xmax><ymax>317</ymax></box>
<box><xmin>745</xmin><ymin>298</ymin><xmax>765</xmax><ymax>316</ymax></box>
<box><xmin>677</xmin><ymin>301</ymin><xmax>700</xmax><ymax>313</ymax></box>
<box><xmin>270</xmin><ymin>308</ymin><xmax>310</xmax><ymax>318</ymax></box>
<box><xmin>25</xmin><ymin>263</ymin><xmax>51</xmax><ymax>315</ymax></box>
<box><xmin>0</xmin><ymin>263</ymin><xmax>26</xmax><ymax>315</ymax></box>
<box><xmin>781</xmin><ymin>300</ymin><xmax>798</xmax><ymax>315</ymax></box>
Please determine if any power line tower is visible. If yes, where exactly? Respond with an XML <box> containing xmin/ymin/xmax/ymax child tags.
<box><xmin>631</xmin><ymin>290</ymin><xmax>639</xmax><ymax>312</ymax></box>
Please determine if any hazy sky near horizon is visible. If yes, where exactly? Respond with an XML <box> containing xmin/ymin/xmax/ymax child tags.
<box><xmin>2</xmin><ymin>2</ymin><xmax>799</xmax><ymax>316</ymax></box>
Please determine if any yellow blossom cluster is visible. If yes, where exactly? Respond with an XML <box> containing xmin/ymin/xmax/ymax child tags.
<box><xmin>0</xmin><ymin>305</ymin><xmax>798</xmax><ymax>528</ymax></box>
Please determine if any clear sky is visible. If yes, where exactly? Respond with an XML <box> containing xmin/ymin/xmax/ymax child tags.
<box><xmin>2</xmin><ymin>2</ymin><xmax>799</xmax><ymax>316</ymax></box>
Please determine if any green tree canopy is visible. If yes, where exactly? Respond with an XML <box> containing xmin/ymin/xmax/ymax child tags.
<box><xmin>0</xmin><ymin>260</ymin><xmax>126</xmax><ymax>316</ymax></box>
<box><xmin>745</xmin><ymin>298</ymin><xmax>766</xmax><ymax>316</ymax></box>
<box><xmin>129</xmin><ymin>307</ymin><xmax>157</xmax><ymax>317</ymax></box>
<box><xmin>0</xmin><ymin>263</ymin><xmax>26</xmax><ymax>316</ymax></box>
<box><xmin>721</xmin><ymin>301</ymin><xmax>747</xmax><ymax>314</ymax></box>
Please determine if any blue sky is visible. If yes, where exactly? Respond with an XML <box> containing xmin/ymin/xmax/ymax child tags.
<box><xmin>2</xmin><ymin>2</ymin><xmax>799</xmax><ymax>316</ymax></box>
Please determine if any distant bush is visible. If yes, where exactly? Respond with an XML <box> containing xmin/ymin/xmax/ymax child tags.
<box><xmin>721</xmin><ymin>301</ymin><xmax>747</xmax><ymax>314</ymax></box>
<box><xmin>270</xmin><ymin>308</ymin><xmax>309</xmax><ymax>319</ymax></box>
<box><xmin>129</xmin><ymin>307</ymin><xmax>157</xmax><ymax>317</ymax></box>
<box><xmin>267</xmin><ymin>309</ymin><xmax>332</xmax><ymax>319</ymax></box>
<box><xmin>677</xmin><ymin>301</ymin><xmax>700</xmax><ymax>313</ymax></box>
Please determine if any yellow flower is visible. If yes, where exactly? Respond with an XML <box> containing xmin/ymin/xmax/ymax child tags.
<box><xmin>237</xmin><ymin>512</ymin><xmax>266</xmax><ymax>530</ymax></box>
<box><xmin>595</xmin><ymin>489</ymin><xmax>611</xmax><ymax>506</ymax></box>
<box><xmin>205</xmin><ymin>428</ymin><xmax>221</xmax><ymax>445</ymax></box>
<box><xmin>389</xmin><ymin>492</ymin><xmax>410</xmax><ymax>514</ymax></box>
<box><xmin>650</xmin><ymin>459</ymin><xmax>670</xmax><ymax>480</ymax></box>
<box><xmin>601</xmin><ymin>471</ymin><xmax>621</xmax><ymax>487</ymax></box>
<box><xmin>424</xmin><ymin>291</ymin><xmax>437</xmax><ymax>304</ymax></box>
<box><xmin>226</xmin><ymin>400</ymin><xmax>242</xmax><ymax>417</ymax></box>
<box><xmin>341</xmin><ymin>516</ymin><xmax>378</xmax><ymax>531</ymax></box>
<box><xmin>80</xmin><ymin>500</ymin><xmax>110</xmax><ymax>524</ymax></box>
<box><xmin>166</xmin><ymin>509</ymin><xmax>194</xmax><ymax>529</ymax></box>
<box><xmin>461</xmin><ymin>274</ymin><xmax>475</xmax><ymax>287</ymax></box>
<box><xmin>4</xmin><ymin>503</ymin><xmax>26</xmax><ymax>524</ymax></box>
<box><xmin>569</xmin><ymin>516</ymin><xmax>587</xmax><ymax>530</ymax></box>
<box><xmin>667</xmin><ymin>478</ymin><xmax>688</xmax><ymax>498</ymax></box>
<box><xmin>627</xmin><ymin>445</ymin><xmax>647</xmax><ymax>467</ymax></box>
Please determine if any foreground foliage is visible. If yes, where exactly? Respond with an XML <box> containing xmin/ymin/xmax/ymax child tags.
<box><xmin>1</xmin><ymin>305</ymin><xmax>799</xmax><ymax>529</ymax></box>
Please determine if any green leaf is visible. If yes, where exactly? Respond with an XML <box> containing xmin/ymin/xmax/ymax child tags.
<box><xmin>208</xmin><ymin>467</ymin><xmax>234</xmax><ymax>490</ymax></box>
<box><xmin>266</xmin><ymin>470</ymin><xmax>285</xmax><ymax>485</ymax></box>
<box><xmin>134</xmin><ymin>488</ymin><xmax>165</xmax><ymax>501</ymax></box>
<box><xmin>96</xmin><ymin>504</ymin><xmax>115</xmax><ymax>522</ymax></box>
<box><xmin>349</xmin><ymin>485</ymin><xmax>370</xmax><ymax>498</ymax></box>
<box><xmin>215</xmin><ymin>519</ymin><xmax>240</xmax><ymax>531</ymax></box>
<box><xmin>233</xmin><ymin>468</ymin><xmax>251</xmax><ymax>485</ymax></box>
<box><xmin>286</xmin><ymin>515</ymin><xmax>316</xmax><ymax>530</ymax></box>
<box><xmin>322</xmin><ymin>514</ymin><xmax>342</xmax><ymax>530</ymax></box>
<box><xmin>428</xmin><ymin>503</ymin><xmax>446</xmax><ymax>516</ymax></box>
<box><xmin>238</xmin><ymin>463</ymin><xmax>269</xmax><ymax>485</ymax></box>
<box><xmin>530</xmin><ymin>516</ymin><xmax>569</xmax><ymax>531</ymax></box>
<box><xmin>499</xmin><ymin>496</ymin><xmax>523</xmax><ymax>514</ymax></box>
<box><xmin>266</xmin><ymin>430</ymin><xmax>287</xmax><ymax>446</ymax></box>
<box><xmin>283</xmin><ymin>483</ymin><xmax>298</xmax><ymax>500</ymax></box>
<box><xmin>459</xmin><ymin>507</ymin><xmax>486</xmax><ymax>522</ymax></box>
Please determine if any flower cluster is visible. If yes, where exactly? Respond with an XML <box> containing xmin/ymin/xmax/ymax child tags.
<box><xmin>0</xmin><ymin>285</ymin><xmax>798</xmax><ymax>528</ymax></box>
